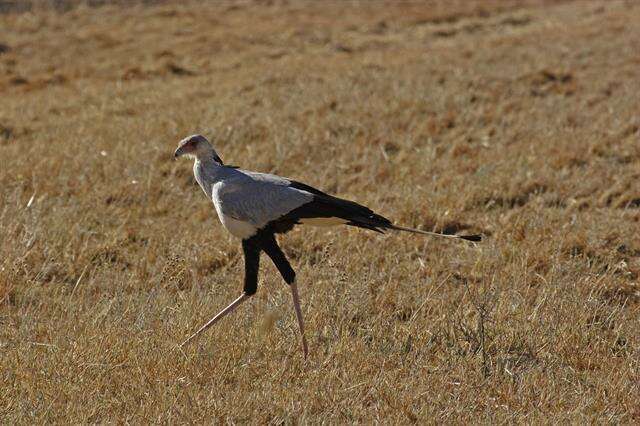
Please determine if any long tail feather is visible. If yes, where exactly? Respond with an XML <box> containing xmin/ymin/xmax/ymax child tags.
<box><xmin>388</xmin><ymin>224</ymin><xmax>482</xmax><ymax>242</ymax></box>
<box><xmin>285</xmin><ymin>183</ymin><xmax>482</xmax><ymax>242</ymax></box>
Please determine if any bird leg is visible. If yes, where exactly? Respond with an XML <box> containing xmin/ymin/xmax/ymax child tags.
<box><xmin>180</xmin><ymin>238</ymin><xmax>261</xmax><ymax>350</ymax></box>
<box><xmin>259</xmin><ymin>232</ymin><xmax>309</xmax><ymax>358</ymax></box>
<box><xmin>179</xmin><ymin>293</ymin><xmax>250</xmax><ymax>348</ymax></box>
<box><xmin>290</xmin><ymin>281</ymin><xmax>308</xmax><ymax>359</ymax></box>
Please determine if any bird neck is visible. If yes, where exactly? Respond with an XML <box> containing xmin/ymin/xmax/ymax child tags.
<box><xmin>195</xmin><ymin>156</ymin><xmax>222</xmax><ymax>179</ymax></box>
<box><xmin>196</xmin><ymin>154</ymin><xmax>220</xmax><ymax>166</ymax></box>
<box><xmin>193</xmin><ymin>156</ymin><xmax>224</xmax><ymax>182</ymax></box>
<box><xmin>194</xmin><ymin>148</ymin><xmax>220</xmax><ymax>163</ymax></box>
<box><xmin>194</xmin><ymin>158</ymin><xmax>221</xmax><ymax>200</ymax></box>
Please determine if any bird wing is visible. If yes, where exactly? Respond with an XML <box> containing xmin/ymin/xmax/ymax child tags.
<box><xmin>237</xmin><ymin>171</ymin><xmax>393</xmax><ymax>233</ymax></box>
<box><xmin>214</xmin><ymin>170</ymin><xmax>314</xmax><ymax>230</ymax></box>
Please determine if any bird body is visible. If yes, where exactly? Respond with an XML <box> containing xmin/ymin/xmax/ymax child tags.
<box><xmin>193</xmin><ymin>158</ymin><xmax>347</xmax><ymax>238</ymax></box>
<box><xmin>174</xmin><ymin>134</ymin><xmax>481</xmax><ymax>357</ymax></box>
<box><xmin>191</xmin><ymin>153</ymin><xmax>390</xmax><ymax>239</ymax></box>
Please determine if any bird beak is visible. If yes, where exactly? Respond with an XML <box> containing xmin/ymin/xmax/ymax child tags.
<box><xmin>173</xmin><ymin>147</ymin><xmax>183</xmax><ymax>160</ymax></box>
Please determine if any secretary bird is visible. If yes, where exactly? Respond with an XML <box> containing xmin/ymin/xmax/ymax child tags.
<box><xmin>174</xmin><ymin>134</ymin><xmax>480</xmax><ymax>358</ymax></box>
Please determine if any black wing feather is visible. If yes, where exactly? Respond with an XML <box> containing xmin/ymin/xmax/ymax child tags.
<box><xmin>270</xmin><ymin>180</ymin><xmax>392</xmax><ymax>234</ymax></box>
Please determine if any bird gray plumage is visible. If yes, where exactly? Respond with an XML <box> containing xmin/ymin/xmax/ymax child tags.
<box><xmin>176</xmin><ymin>134</ymin><xmax>394</xmax><ymax>239</ymax></box>
<box><xmin>196</xmin><ymin>163</ymin><xmax>316</xmax><ymax>239</ymax></box>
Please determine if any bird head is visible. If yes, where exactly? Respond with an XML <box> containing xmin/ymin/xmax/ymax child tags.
<box><xmin>174</xmin><ymin>134</ymin><xmax>222</xmax><ymax>163</ymax></box>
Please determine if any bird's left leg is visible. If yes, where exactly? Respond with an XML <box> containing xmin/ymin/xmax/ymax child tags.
<box><xmin>260</xmin><ymin>233</ymin><xmax>308</xmax><ymax>359</ymax></box>
<box><xmin>179</xmin><ymin>237</ymin><xmax>261</xmax><ymax>348</ymax></box>
<box><xmin>179</xmin><ymin>293</ymin><xmax>250</xmax><ymax>348</ymax></box>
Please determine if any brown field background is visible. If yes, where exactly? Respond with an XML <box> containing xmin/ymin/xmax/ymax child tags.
<box><xmin>1</xmin><ymin>0</ymin><xmax>639</xmax><ymax>423</ymax></box>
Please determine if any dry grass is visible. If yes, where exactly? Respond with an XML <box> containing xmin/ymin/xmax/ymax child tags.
<box><xmin>1</xmin><ymin>0</ymin><xmax>639</xmax><ymax>422</ymax></box>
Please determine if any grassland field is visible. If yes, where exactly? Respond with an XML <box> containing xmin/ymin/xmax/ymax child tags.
<box><xmin>1</xmin><ymin>0</ymin><xmax>639</xmax><ymax>423</ymax></box>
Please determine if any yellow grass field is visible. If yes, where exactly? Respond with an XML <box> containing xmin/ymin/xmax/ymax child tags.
<box><xmin>1</xmin><ymin>0</ymin><xmax>639</xmax><ymax>422</ymax></box>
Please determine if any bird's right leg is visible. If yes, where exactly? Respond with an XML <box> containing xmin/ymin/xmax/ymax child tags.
<box><xmin>260</xmin><ymin>233</ymin><xmax>309</xmax><ymax>359</ymax></box>
<box><xmin>179</xmin><ymin>238</ymin><xmax>261</xmax><ymax>348</ymax></box>
<box><xmin>289</xmin><ymin>280</ymin><xmax>308</xmax><ymax>359</ymax></box>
